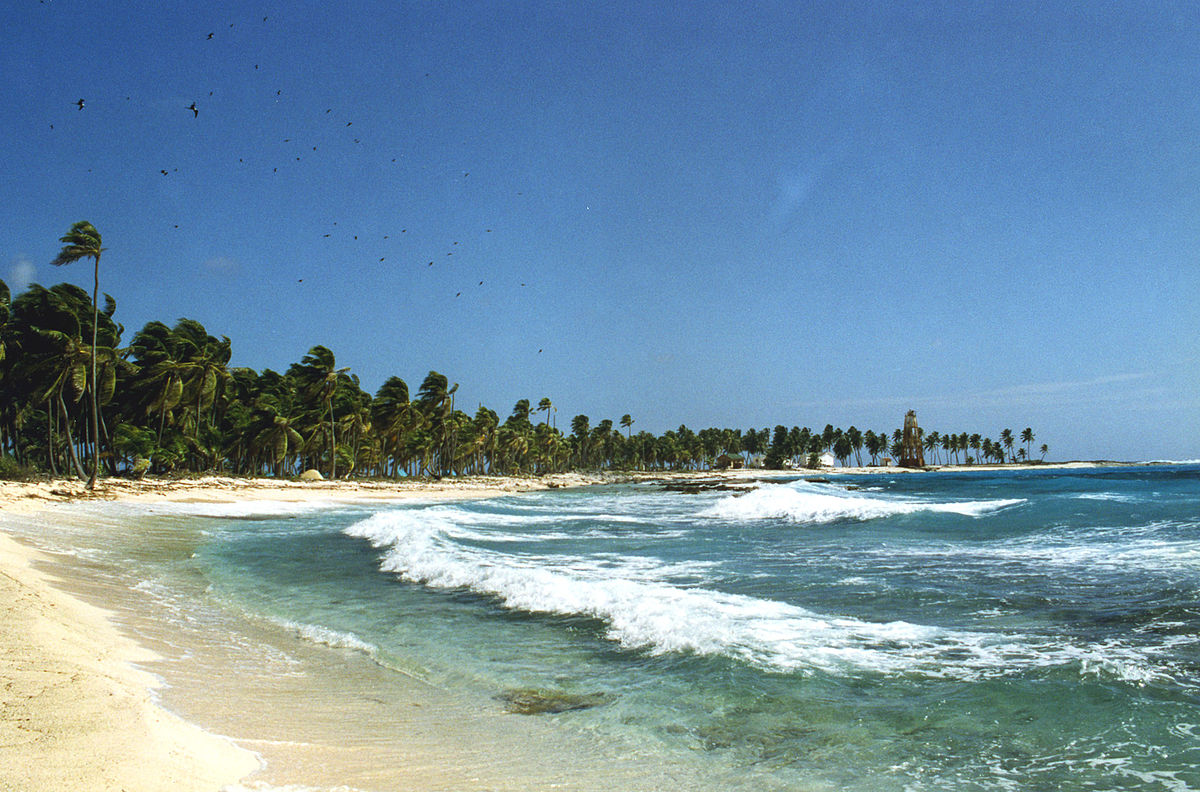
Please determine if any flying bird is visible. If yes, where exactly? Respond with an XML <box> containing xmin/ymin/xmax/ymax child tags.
<box><xmin>188</xmin><ymin>102</ymin><xmax>198</xmax><ymax>117</ymax></box>
<box><xmin>160</xmin><ymin>169</ymin><xmax>168</xmax><ymax>175</ymax></box>
<box><xmin>207</xmin><ymin>32</ymin><xmax>213</xmax><ymax>39</ymax></box>
<box><xmin>75</xmin><ymin>98</ymin><xmax>84</xmax><ymax>110</ymax></box>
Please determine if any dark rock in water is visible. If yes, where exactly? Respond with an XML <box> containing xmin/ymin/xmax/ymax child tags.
<box><xmin>843</xmin><ymin>484</ymin><xmax>861</xmax><ymax>491</ymax></box>
<box><xmin>804</xmin><ymin>477</ymin><xmax>831</xmax><ymax>484</ymax></box>
<box><xmin>498</xmin><ymin>688</ymin><xmax>611</xmax><ymax>715</ymax></box>
<box><xmin>661</xmin><ymin>481</ymin><xmax>748</xmax><ymax>494</ymax></box>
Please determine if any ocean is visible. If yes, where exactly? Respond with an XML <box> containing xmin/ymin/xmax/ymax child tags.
<box><xmin>9</xmin><ymin>465</ymin><xmax>1200</xmax><ymax>791</ymax></box>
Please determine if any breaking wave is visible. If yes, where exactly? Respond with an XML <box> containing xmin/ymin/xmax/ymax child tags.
<box><xmin>343</xmin><ymin>509</ymin><xmax>1169</xmax><ymax>684</ymax></box>
<box><xmin>701</xmin><ymin>480</ymin><xmax>1024</xmax><ymax>524</ymax></box>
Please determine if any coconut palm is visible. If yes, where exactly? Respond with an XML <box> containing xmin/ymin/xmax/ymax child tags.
<box><xmin>1021</xmin><ymin>428</ymin><xmax>1035</xmax><ymax>461</ymax></box>
<box><xmin>1039</xmin><ymin>443</ymin><xmax>1049</xmax><ymax>461</ymax></box>
<box><xmin>252</xmin><ymin>399</ymin><xmax>305</xmax><ymax>477</ymax></box>
<box><xmin>51</xmin><ymin>221</ymin><xmax>104</xmax><ymax>487</ymax></box>
<box><xmin>295</xmin><ymin>346</ymin><xmax>351</xmax><ymax>478</ymax></box>
<box><xmin>415</xmin><ymin>371</ymin><xmax>457</xmax><ymax>476</ymax></box>
<box><xmin>1000</xmin><ymin>428</ymin><xmax>1015</xmax><ymax>462</ymax></box>
<box><xmin>924</xmin><ymin>431</ymin><xmax>940</xmax><ymax>464</ymax></box>
<box><xmin>620</xmin><ymin>414</ymin><xmax>634</xmax><ymax>439</ymax></box>
<box><xmin>372</xmin><ymin>376</ymin><xmax>415</xmax><ymax>477</ymax></box>
<box><xmin>538</xmin><ymin>397</ymin><xmax>554</xmax><ymax>427</ymax></box>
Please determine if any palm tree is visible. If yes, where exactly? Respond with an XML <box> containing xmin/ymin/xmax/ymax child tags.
<box><xmin>1039</xmin><ymin>443</ymin><xmax>1049</xmax><ymax>462</ymax></box>
<box><xmin>1000</xmin><ymin>428</ymin><xmax>1015</xmax><ymax>463</ymax></box>
<box><xmin>620</xmin><ymin>413</ymin><xmax>634</xmax><ymax>439</ymax></box>
<box><xmin>537</xmin><ymin>397</ymin><xmax>554</xmax><ymax>427</ymax></box>
<box><xmin>924</xmin><ymin>431</ymin><xmax>940</xmax><ymax>464</ymax></box>
<box><xmin>296</xmin><ymin>345</ymin><xmax>350</xmax><ymax>479</ymax></box>
<box><xmin>372</xmin><ymin>376</ymin><xmax>413</xmax><ymax>477</ymax></box>
<box><xmin>252</xmin><ymin>399</ymin><xmax>305</xmax><ymax>477</ymax></box>
<box><xmin>415</xmin><ymin>371</ymin><xmax>457</xmax><ymax>476</ymax></box>
<box><xmin>51</xmin><ymin>221</ymin><xmax>104</xmax><ymax>488</ymax></box>
<box><xmin>1021</xmin><ymin>428</ymin><xmax>1035</xmax><ymax>461</ymax></box>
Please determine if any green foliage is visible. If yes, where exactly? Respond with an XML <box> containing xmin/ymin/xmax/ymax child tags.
<box><xmin>0</xmin><ymin>237</ymin><xmax>1049</xmax><ymax>479</ymax></box>
<box><xmin>0</xmin><ymin>455</ymin><xmax>37</xmax><ymax>481</ymax></box>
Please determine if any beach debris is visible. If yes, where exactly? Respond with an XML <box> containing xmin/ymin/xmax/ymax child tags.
<box><xmin>497</xmin><ymin>689</ymin><xmax>611</xmax><ymax>715</ymax></box>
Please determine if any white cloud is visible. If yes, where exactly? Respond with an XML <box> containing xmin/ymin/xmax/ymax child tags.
<box><xmin>7</xmin><ymin>257</ymin><xmax>35</xmax><ymax>292</ymax></box>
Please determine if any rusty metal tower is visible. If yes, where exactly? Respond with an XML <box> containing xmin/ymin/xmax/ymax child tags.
<box><xmin>899</xmin><ymin>410</ymin><xmax>925</xmax><ymax>468</ymax></box>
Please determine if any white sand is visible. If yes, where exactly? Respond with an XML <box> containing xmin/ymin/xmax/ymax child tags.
<box><xmin>0</xmin><ymin>463</ymin><xmax>1124</xmax><ymax>789</ymax></box>
<box><xmin>0</xmin><ymin>529</ymin><xmax>259</xmax><ymax>791</ymax></box>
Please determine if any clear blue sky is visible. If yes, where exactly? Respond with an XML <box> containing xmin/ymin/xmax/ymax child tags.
<box><xmin>4</xmin><ymin>1</ymin><xmax>1198</xmax><ymax>460</ymax></box>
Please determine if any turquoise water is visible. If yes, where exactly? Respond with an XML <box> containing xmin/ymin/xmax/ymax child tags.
<box><xmin>18</xmin><ymin>466</ymin><xmax>1200</xmax><ymax>790</ymax></box>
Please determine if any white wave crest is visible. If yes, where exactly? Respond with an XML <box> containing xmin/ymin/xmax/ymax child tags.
<box><xmin>343</xmin><ymin>510</ymin><xmax>1165</xmax><ymax>683</ymax></box>
<box><xmin>702</xmin><ymin>482</ymin><xmax>1024</xmax><ymax>524</ymax></box>
<box><xmin>1074</xmin><ymin>492</ymin><xmax>1140</xmax><ymax>503</ymax></box>
<box><xmin>278</xmin><ymin>619</ymin><xmax>378</xmax><ymax>655</ymax></box>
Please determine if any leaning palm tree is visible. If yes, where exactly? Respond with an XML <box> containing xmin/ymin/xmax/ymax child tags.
<box><xmin>51</xmin><ymin>221</ymin><xmax>104</xmax><ymax>488</ymax></box>
<box><xmin>296</xmin><ymin>345</ymin><xmax>350</xmax><ymax>479</ymax></box>
<box><xmin>537</xmin><ymin>397</ymin><xmax>554</xmax><ymax>426</ymax></box>
<box><xmin>620</xmin><ymin>414</ymin><xmax>634</xmax><ymax>439</ymax></box>
<box><xmin>1000</xmin><ymin>428</ymin><xmax>1015</xmax><ymax>463</ymax></box>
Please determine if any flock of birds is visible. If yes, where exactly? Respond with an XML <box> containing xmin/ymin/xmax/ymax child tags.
<box><xmin>59</xmin><ymin>15</ymin><xmax>536</xmax><ymax>315</ymax></box>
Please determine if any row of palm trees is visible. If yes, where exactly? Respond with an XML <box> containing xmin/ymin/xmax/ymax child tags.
<box><xmin>759</xmin><ymin>424</ymin><xmax>1046</xmax><ymax>469</ymax></box>
<box><xmin>0</xmin><ymin>223</ymin><xmax>1048</xmax><ymax>482</ymax></box>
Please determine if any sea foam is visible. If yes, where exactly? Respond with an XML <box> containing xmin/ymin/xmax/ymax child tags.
<box><xmin>343</xmin><ymin>508</ymin><xmax>1165</xmax><ymax>683</ymax></box>
<box><xmin>701</xmin><ymin>481</ymin><xmax>1024</xmax><ymax>524</ymax></box>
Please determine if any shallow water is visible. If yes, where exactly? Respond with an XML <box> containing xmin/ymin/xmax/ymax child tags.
<box><xmin>10</xmin><ymin>465</ymin><xmax>1200</xmax><ymax>790</ymax></box>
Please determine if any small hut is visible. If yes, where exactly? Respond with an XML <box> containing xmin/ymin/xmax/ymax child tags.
<box><xmin>898</xmin><ymin>410</ymin><xmax>925</xmax><ymax>468</ymax></box>
<box><xmin>714</xmin><ymin>453</ymin><xmax>745</xmax><ymax>470</ymax></box>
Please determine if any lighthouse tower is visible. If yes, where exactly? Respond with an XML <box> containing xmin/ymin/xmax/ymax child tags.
<box><xmin>899</xmin><ymin>410</ymin><xmax>925</xmax><ymax>468</ymax></box>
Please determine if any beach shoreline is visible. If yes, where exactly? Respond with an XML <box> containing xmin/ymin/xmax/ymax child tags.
<box><xmin>0</xmin><ymin>458</ymin><xmax>1146</xmax><ymax>514</ymax></box>
<box><xmin>0</xmin><ymin>460</ymin><xmax>1163</xmax><ymax>790</ymax></box>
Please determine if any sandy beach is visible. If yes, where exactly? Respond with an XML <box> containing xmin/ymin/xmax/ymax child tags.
<box><xmin>0</xmin><ymin>474</ymin><xmax>582</xmax><ymax>791</ymax></box>
<box><xmin>0</xmin><ymin>461</ymin><xmax>1134</xmax><ymax>790</ymax></box>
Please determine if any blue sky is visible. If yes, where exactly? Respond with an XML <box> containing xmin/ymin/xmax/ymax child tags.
<box><xmin>3</xmin><ymin>1</ymin><xmax>1198</xmax><ymax>460</ymax></box>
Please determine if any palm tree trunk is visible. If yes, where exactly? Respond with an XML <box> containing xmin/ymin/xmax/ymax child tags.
<box><xmin>328</xmin><ymin>397</ymin><xmax>336</xmax><ymax>479</ymax></box>
<box><xmin>46</xmin><ymin>406</ymin><xmax>58</xmax><ymax>476</ymax></box>
<box><xmin>87</xmin><ymin>255</ymin><xmax>100</xmax><ymax>489</ymax></box>
<box><xmin>58</xmin><ymin>394</ymin><xmax>88</xmax><ymax>480</ymax></box>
